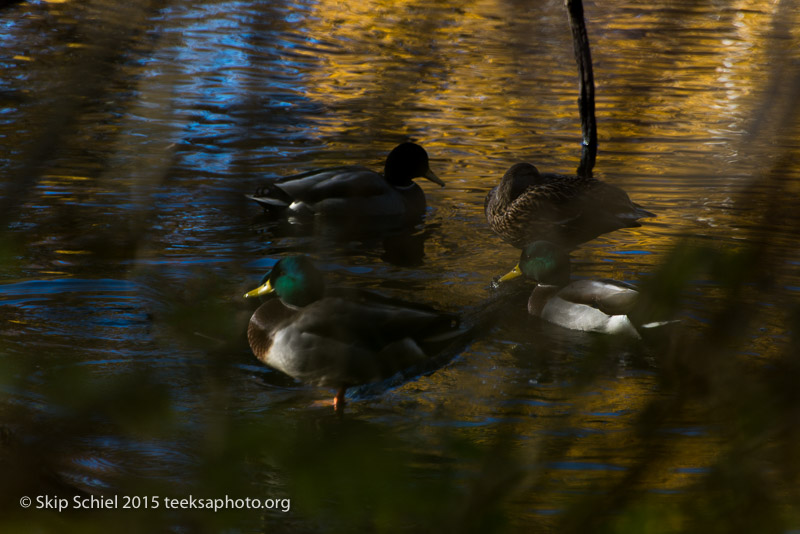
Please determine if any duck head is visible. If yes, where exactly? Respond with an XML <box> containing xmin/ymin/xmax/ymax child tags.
<box><xmin>244</xmin><ymin>255</ymin><xmax>325</xmax><ymax>308</ymax></box>
<box><xmin>497</xmin><ymin>162</ymin><xmax>543</xmax><ymax>201</ymax></box>
<box><xmin>499</xmin><ymin>240</ymin><xmax>571</xmax><ymax>287</ymax></box>
<box><xmin>384</xmin><ymin>142</ymin><xmax>444</xmax><ymax>188</ymax></box>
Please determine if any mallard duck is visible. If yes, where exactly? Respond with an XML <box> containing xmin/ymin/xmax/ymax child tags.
<box><xmin>499</xmin><ymin>241</ymin><xmax>647</xmax><ymax>338</ymax></box>
<box><xmin>247</xmin><ymin>142</ymin><xmax>444</xmax><ymax>223</ymax></box>
<box><xmin>485</xmin><ymin>163</ymin><xmax>654</xmax><ymax>248</ymax></box>
<box><xmin>244</xmin><ymin>255</ymin><xmax>463</xmax><ymax>411</ymax></box>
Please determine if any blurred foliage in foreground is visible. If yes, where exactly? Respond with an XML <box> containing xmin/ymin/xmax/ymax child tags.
<box><xmin>2</xmin><ymin>228</ymin><xmax>799</xmax><ymax>534</ymax></box>
<box><xmin>2</xmin><ymin>0</ymin><xmax>800</xmax><ymax>532</ymax></box>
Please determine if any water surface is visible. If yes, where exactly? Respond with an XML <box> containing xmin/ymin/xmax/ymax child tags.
<box><xmin>2</xmin><ymin>0</ymin><xmax>799</xmax><ymax>531</ymax></box>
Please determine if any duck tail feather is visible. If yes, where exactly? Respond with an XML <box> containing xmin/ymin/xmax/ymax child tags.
<box><xmin>640</xmin><ymin>319</ymin><xmax>681</xmax><ymax>329</ymax></box>
<box><xmin>247</xmin><ymin>183</ymin><xmax>294</xmax><ymax>211</ymax></box>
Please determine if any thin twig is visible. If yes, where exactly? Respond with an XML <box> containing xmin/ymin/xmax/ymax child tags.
<box><xmin>565</xmin><ymin>0</ymin><xmax>598</xmax><ymax>177</ymax></box>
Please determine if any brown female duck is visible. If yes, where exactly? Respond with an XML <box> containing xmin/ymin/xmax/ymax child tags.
<box><xmin>485</xmin><ymin>163</ymin><xmax>653</xmax><ymax>248</ymax></box>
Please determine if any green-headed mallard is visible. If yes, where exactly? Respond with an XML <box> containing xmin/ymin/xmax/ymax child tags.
<box><xmin>485</xmin><ymin>163</ymin><xmax>654</xmax><ymax>248</ymax></box>
<box><xmin>499</xmin><ymin>241</ymin><xmax>647</xmax><ymax>338</ymax></box>
<box><xmin>244</xmin><ymin>255</ymin><xmax>463</xmax><ymax>411</ymax></box>
<box><xmin>247</xmin><ymin>142</ymin><xmax>444</xmax><ymax>223</ymax></box>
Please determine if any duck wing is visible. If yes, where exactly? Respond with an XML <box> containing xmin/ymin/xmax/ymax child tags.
<box><xmin>273</xmin><ymin>297</ymin><xmax>462</xmax><ymax>387</ymax></box>
<box><xmin>571</xmin><ymin>181</ymin><xmax>654</xmax><ymax>228</ymax></box>
<box><xmin>540</xmin><ymin>294</ymin><xmax>641</xmax><ymax>338</ymax></box>
<box><xmin>249</xmin><ymin>166</ymin><xmax>397</xmax><ymax>215</ymax></box>
<box><xmin>487</xmin><ymin>176</ymin><xmax>596</xmax><ymax>247</ymax></box>
<box><xmin>298</xmin><ymin>296</ymin><xmax>460</xmax><ymax>349</ymax></box>
<box><xmin>487</xmin><ymin>175</ymin><xmax>654</xmax><ymax>248</ymax></box>
<box><xmin>534</xmin><ymin>281</ymin><xmax>641</xmax><ymax>338</ymax></box>
<box><xmin>276</xmin><ymin>166</ymin><xmax>388</xmax><ymax>201</ymax></box>
<box><xmin>555</xmin><ymin>279</ymin><xmax>639</xmax><ymax>316</ymax></box>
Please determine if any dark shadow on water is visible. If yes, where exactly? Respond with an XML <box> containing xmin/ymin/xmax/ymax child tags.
<box><xmin>248</xmin><ymin>210</ymin><xmax>439</xmax><ymax>267</ymax></box>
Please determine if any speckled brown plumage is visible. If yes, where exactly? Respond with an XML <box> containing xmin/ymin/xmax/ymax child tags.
<box><xmin>485</xmin><ymin>163</ymin><xmax>654</xmax><ymax>248</ymax></box>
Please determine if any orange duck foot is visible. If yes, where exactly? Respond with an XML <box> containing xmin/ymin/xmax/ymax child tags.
<box><xmin>333</xmin><ymin>388</ymin><xmax>346</xmax><ymax>413</ymax></box>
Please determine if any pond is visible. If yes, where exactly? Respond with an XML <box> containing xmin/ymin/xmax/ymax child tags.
<box><xmin>2</xmin><ymin>0</ymin><xmax>799</xmax><ymax>531</ymax></box>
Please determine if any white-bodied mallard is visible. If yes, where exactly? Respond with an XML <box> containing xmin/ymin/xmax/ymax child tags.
<box><xmin>485</xmin><ymin>163</ymin><xmax>654</xmax><ymax>248</ymax></box>
<box><xmin>247</xmin><ymin>142</ymin><xmax>444</xmax><ymax>223</ymax></box>
<box><xmin>499</xmin><ymin>241</ymin><xmax>657</xmax><ymax>338</ymax></box>
<box><xmin>244</xmin><ymin>255</ymin><xmax>463</xmax><ymax>411</ymax></box>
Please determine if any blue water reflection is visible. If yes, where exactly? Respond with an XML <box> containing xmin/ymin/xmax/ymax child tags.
<box><xmin>1</xmin><ymin>0</ymin><xmax>799</xmax><ymax>530</ymax></box>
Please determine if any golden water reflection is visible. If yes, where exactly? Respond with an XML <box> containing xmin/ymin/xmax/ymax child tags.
<box><xmin>1</xmin><ymin>0</ymin><xmax>799</xmax><ymax>531</ymax></box>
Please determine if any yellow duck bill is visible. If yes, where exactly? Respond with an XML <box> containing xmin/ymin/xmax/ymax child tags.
<box><xmin>499</xmin><ymin>263</ymin><xmax>524</xmax><ymax>283</ymax></box>
<box><xmin>244</xmin><ymin>279</ymin><xmax>275</xmax><ymax>299</ymax></box>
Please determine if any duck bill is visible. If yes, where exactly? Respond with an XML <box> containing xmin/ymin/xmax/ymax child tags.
<box><xmin>499</xmin><ymin>264</ymin><xmax>523</xmax><ymax>283</ymax></box>
<box><xmin>423</xmin><ymin>168</ymin><xmax>445</xmax><ymax>187</ymax></box>
<box><xmin>244</xmin><ymin>279</ymin><xmax>275</xmax><ymax>299</ymax></box>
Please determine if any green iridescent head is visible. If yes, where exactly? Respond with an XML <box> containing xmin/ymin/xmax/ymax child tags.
<box><xmin>499</xmin><ymin>241</ymin><xmax>571</xmax><ymax>286</ymax></box>
<box><xmin>244</xmin><ymin>255</ymin><xmax>325</xmax><ymax>307</ymax></box>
